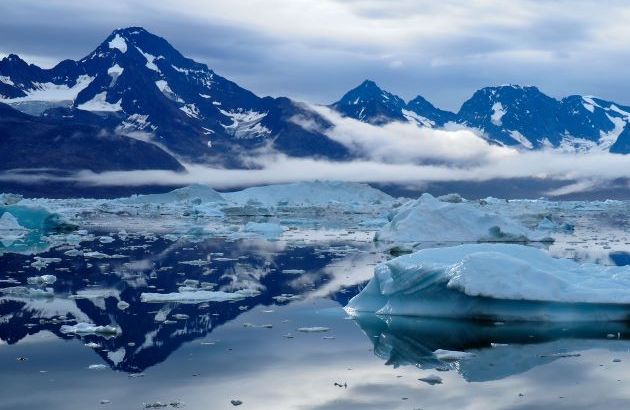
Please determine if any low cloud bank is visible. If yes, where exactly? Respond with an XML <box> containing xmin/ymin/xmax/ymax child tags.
<box><xmin>1</xmin><ymin>108</ymin><xmax>629</xmax><ymax>196</ymax></box>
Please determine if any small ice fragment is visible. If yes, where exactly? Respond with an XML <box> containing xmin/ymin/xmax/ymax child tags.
<box><xmin>297</xmin><ymin>327</ymin><xmax>330</xmax><ymax>333</ymax></box>
<box><xmin>27</xmin><ymin>275</ymin><xmax>57</xmax><ymax>285</ymax></box>
<box><xmin>117</xmin><ymin>301</ymin><xmax>130</xmax><ymax>310</ymax></box>
<box><xmin>418</xmin><ymin>375</ymin><xmax>443</xmax><ymax>385</ymax></box>
<box><xmin>281</xmin><ymin>269</ymin><xmax>305</xmax><ymax>275</ymax></box>
<box><xmin>60</xmin><ymin>323</ymin><xmax>121</xmax><ymax>336</ymax></box>
<box><xmin>434</xmin><ymin>349</ymin><xmax>476</xmax><ymax>361</ymax></box>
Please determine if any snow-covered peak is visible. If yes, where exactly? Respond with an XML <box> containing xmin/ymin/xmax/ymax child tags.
<box><xmin>332</xmin><ymin>80</ymin><xmax>407</xmax><ymax>124</ymax></box>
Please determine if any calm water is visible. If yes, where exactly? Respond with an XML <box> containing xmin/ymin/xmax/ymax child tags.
<box><xmin>2</xmin><ymin>231</ymin><xmax>630</xmax><ymax>409</ymax></box>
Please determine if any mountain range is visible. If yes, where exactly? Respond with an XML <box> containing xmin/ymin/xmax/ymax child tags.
<box><xmin>0</xmin><ymin>26</ymin><xmax>628</xmax><ymax>175</ymax></box>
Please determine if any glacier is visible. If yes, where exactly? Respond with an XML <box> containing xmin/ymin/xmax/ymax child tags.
<box><xmin>346</xmin><ymin>244</ymin><xmax>630</xmax><ymax>321</ymax></box>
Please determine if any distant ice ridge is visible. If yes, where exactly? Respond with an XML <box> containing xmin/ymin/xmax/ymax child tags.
<box><xmin>375</xmin><ymin>193</ymin><xmax>552</xmax><ymax>245</ymax></box>
<box><xmin>223</xmin><ymin>181</ymin><xmax>394</xmax><ymax>206</ymax></box>
<box><xmin>346</xmin><ymin>244</ymin><xmax>630</xmax><ymax>321</ymax></box>
<box><xmin>122</xmin><ymin>184</ymin><xmax>225</xmax><ymax>204</ymax></box>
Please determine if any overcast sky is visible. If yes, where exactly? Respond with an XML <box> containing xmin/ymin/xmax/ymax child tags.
<box><xmin>2</xmin><ymin>0</ymin><xmax>630</xmax><ymax>111</ymax></box>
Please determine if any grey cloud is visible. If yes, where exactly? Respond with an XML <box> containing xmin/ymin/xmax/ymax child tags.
<box><xmin>2</xmin><ymin>1</ymin><xmax>630</xmax><ymax>110</ymax></box>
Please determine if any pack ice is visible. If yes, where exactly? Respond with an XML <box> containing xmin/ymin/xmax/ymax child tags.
<box><xmin>346</xmin><ymin>244</ymin><xmax>630</xmax><ymax>321</ymax></box>
<box><xmin>375</xmin><ymin>194</ymin><xmax>552</xmax><ymax>244</ymax></box>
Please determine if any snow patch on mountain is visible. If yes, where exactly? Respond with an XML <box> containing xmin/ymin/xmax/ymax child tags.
<box><xmin>0</xmin><ymin>75</ymin><xmax>14</xmax><ymax>86</ymax></box>
<box><xmin>135</xmin><ymin>47</ymin><xmax>160</xmax><ymax>72</ymax></box>
<box><xmin>108</xmin><ymin>34</ymin><xmax>128</xmax><ymax>53</ymax></box>
<box><xmin>491</xmin><ymin>102</ymin><xmax>506</xmax><ymax>126</ymax></box>
<box><xmin>509</xmin><ymin>130</ymin><xmax>533</xmax><ymax>149</ymax></box>
<box><xmin>219</xmin><ymin>109</ymin><xmax>270</xmax><ymax>139</ymax></box>
<box><xmin>0</xmin><ymin>75</ymin><xmax>94</xmax><ymax>103</ymax></box>
<box><xmin>77</xmin><ymin>92</ymin><xmax>122</xmax><ymax>112</ymax></box>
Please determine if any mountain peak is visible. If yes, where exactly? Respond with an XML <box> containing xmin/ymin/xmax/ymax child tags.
<box><xmin>357</xmin><ymin>79</ymin><xmax>380</xmax><ymax>89</ymax></box>
<box><xmin>1</xmin><ymin>54</ymin><xmax>29</xmax><ymax>66</ymax></box>
<box><xmin>332</xmin><ymin>80</ymin><xmax>406</xmax><ymax>124</ymax></box>
<box><xmin>112</xmin><ymin>26</ymin><xmax>150</xmax><ymax>37</ymax></box>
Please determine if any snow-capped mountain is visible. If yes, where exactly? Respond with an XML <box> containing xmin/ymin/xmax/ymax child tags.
<box><xmin>457</xmin><ymin>86</ymin><xmax>630</xmax><ymax>151</ymax></box>
<box><xmin>0</xmin><ymin>27</ymin><xmax>349</xmax><ymax>168</ymax></box>
<box><xmin>331</xmin><ymin>80</ymin><xmax>455</xmax><ymax>127</ymax></box>
<box><xmin>1</xmin><ymin>26</ymin><xmax>628</xmax><ymax>174</ymax></box>
<box><xmin>332</xmin><ymin>81</ymin><xmax>630</xmax><ymax>153</ymax></box>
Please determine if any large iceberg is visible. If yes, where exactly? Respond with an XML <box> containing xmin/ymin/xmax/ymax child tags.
<box><xmin>0</xmin><ymin>204</ymin><xmax>76</xmax><ymax>253</ymax></box>
<box><xmin>223</xmin><ymin>181</ymin><xmax>393</xmax><ymax>206</ymax></box>
<box><xmin>375</xmin><ymin>194</ymin><xmax>552</xmax><ymax>244</ymax></box>
<box><xmin>346</xmin><ymin>244</ymin><xmax>630</xmax><ymax>321</ymax></box>
<box><xmin>122</xmin><ymin>184</ymin><xmax>224</xmax><ymax>204</ymax></box>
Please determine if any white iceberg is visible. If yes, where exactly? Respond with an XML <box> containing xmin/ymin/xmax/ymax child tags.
<box><xmin>60</xmin><ymin>322</ymin><xmax>121</xmax><ymax>336</ymax></box>
<box><xmin>223</xmin><ymin>181</ymin><xmax>393</xmax><ymax>206</ymax></box>
<box><xmin>26</xmin><ymin>274</ymin><xmax>57</xmax><ymax>285</ymax></box>
<box><xmin>346</xmin><ymin>244</ymin><xmax>630</xmax><ymax>321</ymax></box>
<box><xmin>122</xmin><ymin>184</ymin><xmax>224</xmax><ymax>204</ymax></box>
<box><xmin>140</xmin><ymin>288</ymin><xmax>260</xmax><ymax>304</ymax></box>
<box><xmin>375</xmin><ymin>194</ymin><xmax>552</xmax><ymax>244</ymax></box>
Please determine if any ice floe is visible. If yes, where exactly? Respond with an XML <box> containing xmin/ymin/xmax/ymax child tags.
<box><xmin>140</xmin><ymin>288</ymin><xmax>260</xmax><ymax>304</ymax></box>
<box><xmin>60</xmin><ymin>322</ymin><xmax>121</xmax><ymax>336</ymax></box>
<box><xmin>347</xmin><ymin>243</ymin><xmax>630</xmax><ymax>321</ymax></box>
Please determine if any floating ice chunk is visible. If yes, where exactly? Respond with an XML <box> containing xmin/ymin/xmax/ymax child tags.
<box><xmin>242</xmin><ymin>222</ymin><xmax>285</xmax><ymax>238</ymax></box>
<box><xmin>140</xmin><ymin>288</ymin><xmax>259</xmax><ymax>304</ymax></box>
<box><xmin>83</xmin><ymin>251</ymin><xmax>126</xmax><ymax>259</ymax></box>
<box><xmin>281</xmin><ymin>269</ymin><xmax>305</xmax><ymax>275</ymax></box>
<box><xmin>30</xmin><ymin>257</ymin><xmax>62</xmax><ymax>270</ymax></box>
<box><xmin>88</xmin><ymin>364</ymin><xmax>108</xmax><ymax>370</ymax></box>
<box><xmin>117</xmin><ymin>300</ymin><xmax>130</xmax><ymax>310</ymax></box>
<box><xmin>346</xmin><ymin>244</ymin><xmax>630</xmax><ymax>321</ymax></box>
<box><xmin>375</xmin><ymin>194</ymin><xmax>551</xmax><ymax>244</ymax></box>
<box><xmin>60</xmin><ymin>323</ymin><xmax>121</xmax><ymax>336</ymax></box>
<box><xmin>418</xmin><ymin>375</ymin><xmax>443</xmax><ymax>385</ymax></box>
<box><xmin>26</xmin><ymin>274</ymin><xmax>57</xmax><ymax>285</ymax></box>
<box><xmin>434</xmin><ymin>349</ymin><xmax>476</xmax><ymax>361</ymax></box>
<box><xmin>0</xmin><ymin>286</ymin><xmax>53</xmax><ymax>298</ymax></box>
<box><xmin>297</xmin><ymin>327</ymin><xmax>330</xmax><ymax>333</ymax></box>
